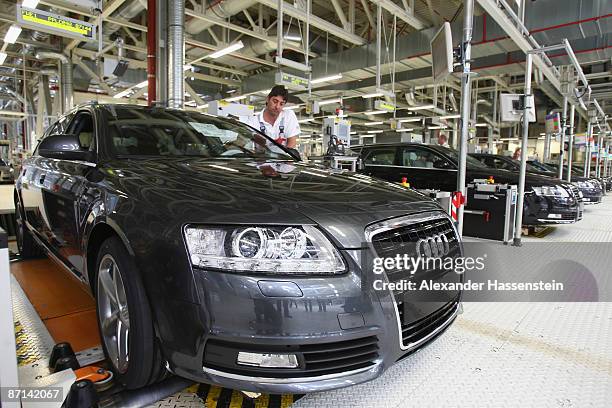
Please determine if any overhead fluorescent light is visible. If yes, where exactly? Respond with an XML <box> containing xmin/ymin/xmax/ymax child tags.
<box><xmin>22</xmin><ymin>0</ymin><xmax>39</xmax><ymax>8</ymax></box>
<box><xmin>396</xmin><ymin>128</ymin><xmax>414</xmax><ymax>132</ymax></box>
<box><xmin>135</xmin><ymin>80</ymin><xmax>148</xmax><ymax>88</ymax></box>
<box><xmin>364</xmin><ymin>110</ymin><xmax>387</xmax><ymax>115</ymax></box>
<box><xmin>208</xmin><ymin>41</ymin><xmax>244</xmax><ymax>59</ymax></box>
<box><xmin>311</xmin><ymin>73</ymin><xmax>342</xmax><ymax>84</ymax></box>
<box><xmin>398</xmin><ymin>118</ymin><xmax>422</xmax><ymax>123</ymax></box>
<box><xmin>298</xmin><ymin>118</ymin><xmax>313</xmax><ymax>123</ymax></box>
<box><xmin>226</xmin><ymin>89</ymin><xmax>237</xmax><ymax>94</ymax></box>
<box><xmin>367</xmin><ymin>130</ymin><xmax>383</xmax><ymax>134</ymax></box>
<box><xmin>4</xmin><ymin>25</ymin><xmax>22</xmax><ymax>44</ymax></box>
<box><xmin>428</xmin><ymin>125</ymin><xmax>447</xmax><ymax>130</ymax></box>
<box><xmin>364</xmin><ymin>121</ymin><xmax>384</xmax><ymax>126</ymax></box>
<box><xmin>475</xmin><ymin>123</ymin><xmax>488</xmax><ymax>127</ymax></box>
<box><xmin>283</xmin><ymin>105</ymin><xmax>302</xmax><ymax>110</ymax></box>
<box><xmin>407</xmin><ymin>104</ymin><xmax>436</xmax><ymax>111</ymax></box>
<box><xmin>0</xmin><ymin>52</ymin><xmax>7</xmax><ymax>65</ymax></box>
<box><xmin>259</xmin><ymin>89</ymin><xmax>272</xmax><ymax>94</ymax></box>
<box><xmin>350</xmin><ymin>131</ymin><xmax>357</xmax><ymax>134</ymax></box>
<box><xmin>284</xmin><ymin>34</ymin><xmax>302</xmax><ymax>42</ymax></box>
<box><xmin>539</xmin><ymin>132</ymin><xmax>546</xmax><ymax>136</ymax></box>
<box><xmin>361</xmin><ymin>92</ymin><xmax>384</xmax><ymax>99</ymax></box>
<box><xmin>225</xmin><ymin>95</ymin><xmax>247</xmax><ymax>102</ymax></box>
<box><xmin>318</xmin><ymin>98</ymin><xmax>341</xmax><ymax>106</ymax></box>
<box><xmin>197</xmin><ymin>104</ymin><xmax>209</xmax><ymax>109</ymax></box>
<box><xmin>440</xmin><ymin>114</ymin><xmax>461</xmax><ymax>119</ymax></box>
<box><xmin>500</xmin><ymin>138</ymin><xmax>519</xmax><ymax>141</ymax></box>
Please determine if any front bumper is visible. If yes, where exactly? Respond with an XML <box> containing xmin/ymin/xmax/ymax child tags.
<box><xmin>523</xmin><ymin>194</ymin><xmax>580</xmax><ymax>225</ymax></box>
<box><xmin>159</xmin><ymin>249</ymin><xmax>461</xmax><ymax>393</ymax></box>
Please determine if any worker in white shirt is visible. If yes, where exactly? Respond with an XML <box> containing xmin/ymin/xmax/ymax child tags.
<box><xmin>240</xmin><ymin>85</ymin><xmax>301</xmax><ymax>148</ymax></box>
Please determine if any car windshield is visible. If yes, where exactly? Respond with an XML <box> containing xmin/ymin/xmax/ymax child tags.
<box><xmin>528</xmin><ymin>161</ymin><xmax>554</xmax><ymax>172</ymax></box>
<box><xmin>440</xmin><ymin>147</ymin><xmax>488</xmax><ymax>168</ymax></box>
<box><xmin>102</xmin><ymin>107</ymin><xmax>294</xmax><ymax>160</ymax></box>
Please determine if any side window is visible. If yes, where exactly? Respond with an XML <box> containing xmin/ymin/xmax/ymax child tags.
<box><xmin>401</xmin><ymin>147</ymin><xmax>451</xmax><ymax>169</ymax></box>
<box><xmin>364</xmin><ymin>149</ymin><xmax>397</xmax><ymax>165</ymax></box>
<box><xmin>482</xmin><ymin>157</ymin><xmax>496</xmax><ymax>168</ymax></box>
<box><xmin>494</xmin><ymin>158</ymin><xmax>513</xmax><ymax>170</ymax></box>
<box><xmin>66</xmin><ymin>111</ymin><xmax>95</xmax><ymax>151</ymax></box>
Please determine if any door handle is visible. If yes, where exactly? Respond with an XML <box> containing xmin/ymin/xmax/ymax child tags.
<box><xmin>39</xmin><ymin>174</ymin><xmax>46</xmax><ymax>185</ymax></box>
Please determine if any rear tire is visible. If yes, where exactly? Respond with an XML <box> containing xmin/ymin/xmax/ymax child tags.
<box><xmin>14</xmin><ymin>196</ymin><xmax>42</xmax><ymax>258</ymax></box>
<box><xmin>94</xmin><ymin>236</ymin><xmax>165</xmax><ymax>389</ymax></box>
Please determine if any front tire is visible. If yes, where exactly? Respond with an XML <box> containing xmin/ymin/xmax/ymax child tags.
<box><xmin>94</xmin><ymin>237</ymin><xmax>164</xmax><ymax>389</ymax></box>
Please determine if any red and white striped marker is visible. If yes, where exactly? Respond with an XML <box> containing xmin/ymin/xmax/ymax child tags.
<box><xmin>451</xmin><ymin>191</ymin><xmax>465</xmax><ymax>221</ymax></box>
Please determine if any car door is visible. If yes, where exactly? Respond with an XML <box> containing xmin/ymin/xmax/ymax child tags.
<box><xmin>396</xmin><ymin>146</ymin><xmax>456</xmax><ymax>191</ymax></box>
<box><xmin>38</xmin><ymin>110</ymin><xmax>96</xmax><ymax>274</ymax></box>
<box><xmin>360</xmin><ymin>147</ymin><xmax>399</xmax><ymax>181</ymax></box>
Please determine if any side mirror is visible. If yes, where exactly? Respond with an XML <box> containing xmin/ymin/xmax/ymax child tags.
<box><xmin>38</xmin><ymin>134</ymin><xmax>95</xmax><ymax>162</ymax></box>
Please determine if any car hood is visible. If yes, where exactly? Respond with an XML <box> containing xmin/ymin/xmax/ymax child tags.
<box><xmin>466</xmin><ymin>166</ymin><xmax>569</xmax><ymax>188</ymax></box>
<box><xmin>101</xmin><ymin>158</ymin><xmax>441</xmax><ymax>248</ymax></box>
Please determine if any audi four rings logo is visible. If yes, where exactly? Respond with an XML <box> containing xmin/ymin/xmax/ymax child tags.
<box><xmin>415</xmin><ymin>233</ymin><xmax>450</xmax><ymax>257</ymax></box>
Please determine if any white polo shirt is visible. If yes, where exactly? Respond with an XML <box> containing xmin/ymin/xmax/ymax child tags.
<box><xmin>239</xmin><ymin>109</ymin><xmax>301</xmax><ymax>146</ymax></box>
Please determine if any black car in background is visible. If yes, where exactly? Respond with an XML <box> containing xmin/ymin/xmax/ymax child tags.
<box><xmin>355</xmin><ymin>143</ymin><xmax>582</xmax><ymax>224</ymax></box>
<box><xmin>15</xmin><ymin>104</ymin><xmax>463</xmax><ymax>394</ymax></box>
<box><xmin>527</xmin><ymin>160</ymin><xmax>604</xmax><ymax>204</ymax></box>
<box><xmin>471</xmin><ymin>153</ymin><xmax>602</xmax><ymax>204</ymax></box>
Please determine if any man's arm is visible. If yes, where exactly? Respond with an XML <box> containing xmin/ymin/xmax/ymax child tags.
<box><xmin>285</xmin><ymin>111</ymin><xmax>301</xmax><ymax>149</ymax></box>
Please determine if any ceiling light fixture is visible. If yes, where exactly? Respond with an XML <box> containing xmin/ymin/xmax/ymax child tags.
<box><xmin>4</xmin><ymin>25</ymin><xmax>22</xmax><ymax>44</ymax></box>
<box><xmin>225</xmin><ymin>95</ymin><xmax>247</xmax><ymax>102</ymax></box>
<box><xmin>407</xmin><ymin>104</ymin><xmax>435</xmax><ymax>111</ymax></box>
<box><xmin>364</xmin><ymin>110</ymin><xmax>387</xmax><ymax>115</ymax></box>
<box><xmin>428</xmin><ymin>125</ymin><xmax>448</xmax><ymax>130</ymax></box>
<box><xmin>439</xmin><ymin>114</ymin><xmax>461</xmax><ymax>119</ymax></box>
<box><xmin>311</xmin><ymin>73</ymin><xmax>343</xmax><ymax>84</ymax></box>
<box><xmin>396</xmin><ymin>128</ymin><xmax>414</xmax><ymax>132</ymax></box>
<box><xmin>361</xmin><ymin>92</ymin><xmax>384</xmax><ymax>99</ymax></box>
<box><xmin>318</xmin><ymin>98</ymin><xmax>341</xmax><ymax>106</ymax></box>
<box><xmin>398</xmin><ymin>118</ymin><xmax>422</xmax><ymax>123</ymax></box>
<box><xmin>208</xmin><ymin>41</ymin><xmax>244</xmax><ymax>59</ymax></box>
<box><xmin>22</xmin><ymin>0</ymin><xmax>39</xmax><ymax>8</ymax></box>
<box><xmin>367</xmin><ymin>130</ymin><xmax>383</xmax><ymax>134</ymax></box>
<box><xmin>364</xmin><ymin>121</ymin><xmax>384</xmax><ymax>126</ymax></box>
<box><xmin>0</xmin><ymin>52</ymin><xmax>7</xmax><ymax>65</ymax></box>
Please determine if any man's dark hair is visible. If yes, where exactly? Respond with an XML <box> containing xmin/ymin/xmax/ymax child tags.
<box><xmin>267</xmin><ymin>85</ymin><xmax>289</xmax><ymax>102</ymax></box>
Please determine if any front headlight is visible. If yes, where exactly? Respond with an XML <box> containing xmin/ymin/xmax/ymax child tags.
<box><xmin>577</xmin><ymin>181</ymin><xmax>594</xmax><ymax>189</ymax></box>
<box><xmin>184</xmin><ymin>225</ymin><xmax>346</xmax><ymax>274</ymax></box>
<box><xmin>532</xmin><ymin>185</ymin><xmax>569</xmax><ymax>197</ymax></box>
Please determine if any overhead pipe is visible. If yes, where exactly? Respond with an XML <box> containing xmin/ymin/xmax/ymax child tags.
<box><xmin>567</xmin><ymin>103</ymin><xmax>575</xmax><ymax>182</ymax></box>
<box><xmin>185</xmin><ymin>0</ymin><xmax>259</xmax><ymax>35</ymax></box>
<box><xmin>167</xmin><ymin>0</ymin><xmax>185</xmax><ymax>109</ymax></box>
<box><xmin>35</xmin><ymin>51</ymin><xmax>73</xmax><ymax>113</ymax></box>
<box><xmin>147</xmin><ymin>0</ymin><xmax>156</xmax><ymax>106</ymax></box>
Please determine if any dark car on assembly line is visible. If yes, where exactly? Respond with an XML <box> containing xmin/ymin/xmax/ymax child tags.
<box><xmin>15</xmin><ymin>104</ymin><xmax>463</xmax><ymax>393</ymax></box>
<box><xmin>354</xmin><ymin>143</ymin><xmax>582</xmax><ymax>224</ymax></box>
<box><xmin>470</xmin><ymin>153</ymin><xmax>602</xmax><ymax>204</ymax></box>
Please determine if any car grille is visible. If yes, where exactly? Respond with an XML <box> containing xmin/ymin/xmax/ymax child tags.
<box><xmin>203</xmin><ymin>336</ymin><xmax>379</xmax><ymax>378</ymax></box>
<box><xmin>568</xmin><ymin>185</ymin><xmax>583</xmax><ymax>203</ymax></box>
<box><xmin>369</xmin><ymin>215</ymin><xmax>461</xmax><ymax>296</ymax></box>
<box><xmin>397</xmin><ymin>295</ymin><xmax>460</xmax><ymax>347</ymax></box>
<box><xmin>366</xmin><ymin>212</ymin><xmax>462</xmax><ymax>348</ymax></box>
<box><xmin>560</xmin><ymin>212</ymin><xmax>576</xmax><ymax>221</ymax></box>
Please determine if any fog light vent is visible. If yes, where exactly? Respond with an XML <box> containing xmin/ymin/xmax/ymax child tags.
<box><xmin>237</xmin><ymin>352</ymin><xmax>298</xmax><ymax>368</ymax></box>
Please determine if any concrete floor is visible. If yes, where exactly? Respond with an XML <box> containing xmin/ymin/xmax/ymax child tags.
<box><xmin>293</xmin><ymin>197</ymin><xmax>612</xmax><ymax>408</ymax></box>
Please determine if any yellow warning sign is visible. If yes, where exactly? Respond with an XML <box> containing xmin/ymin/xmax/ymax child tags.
<box><xmin>18</xmin><ymin>6</ymin><xmax>95</xmax><ymax>40</ymax></box>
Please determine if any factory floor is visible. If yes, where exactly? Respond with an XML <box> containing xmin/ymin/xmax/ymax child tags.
<box><xmin>6</xmin><ymin>185</ymin><xmax>612</xmax><ymax>407</ymax></box>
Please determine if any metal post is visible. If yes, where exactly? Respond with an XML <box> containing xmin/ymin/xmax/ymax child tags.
<box><xmin>375</xmin><ymin>4</ymin><xmax>382</xmax><ymax>89</ymax></box>
<box><xmin>513</xmin><ymin>52</ymin><xmax>533</xmax><ymax>247</ymax></box>
<box><xmin>558</xmin><ymin>96</ymin><xmax>567</xmax><ymax>179</ymax></box>
<box><xmin>0</xmin><ymin>229</ymin><xmax>19</xmax><ymax>408</ymax></box>
<box><xmin>544</xmin><ymin>132</ymin><xmax>551</xmax><ymax>161</ymax></box>
<box><xmin>457</xmin><ymin>0</ymin><xmax>474</xmax><ymax>236</ymax></box>
<box><xmin>596</xmin><ymin>130</ymin><xmax>603</xmax><ymax>178</ymax></box>
<box><xmin>167</xmin><ymin>0</ymin><xmax>184</xmax><ymax>109</ymax></box>
<box><xmin>277</xmin><ymin>0</ymin><xmax>283</xmax><ymax>63</ymax></box>
<box><xmin>566</xmin><ymin>103</ymin><xmax>575</xmax><ymax>182</ymax></box>
<box><xmin>586</xmin><ymin>121</ymin><xmax>592</xmax><ymax>177</ymax></box>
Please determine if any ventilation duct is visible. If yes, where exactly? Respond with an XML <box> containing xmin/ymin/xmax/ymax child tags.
<box><xmin>35</xmin><ymin>52</ymin><xmax>73</xmax><ymax>113</ymax></box>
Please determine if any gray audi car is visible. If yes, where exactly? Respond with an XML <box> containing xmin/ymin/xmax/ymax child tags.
<box><xmin>15</xmin><ymin>104</ymin><xmax>462</xmax><ymax>393</ymax></box>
